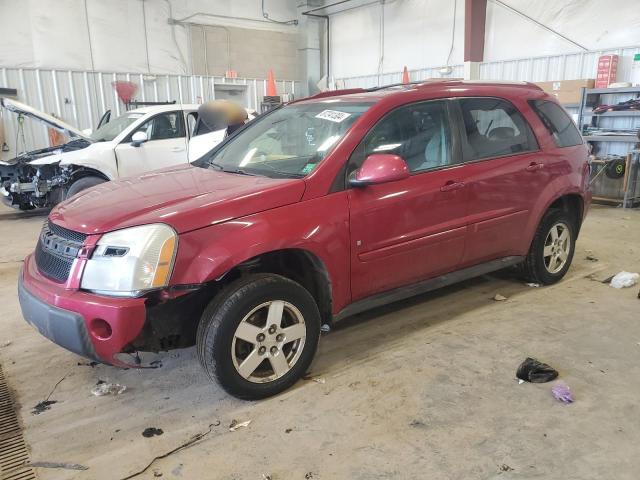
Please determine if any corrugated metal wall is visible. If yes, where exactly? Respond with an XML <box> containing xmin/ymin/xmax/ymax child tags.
<box><xmin>338</xmin><ymin>45</ymin><xmax>640</xmax><ymax>88</ymax></box>
<box><xmin>0</xmin><ymin>68</ymin><xmax>301</xmax><ymax>158</ymax></box>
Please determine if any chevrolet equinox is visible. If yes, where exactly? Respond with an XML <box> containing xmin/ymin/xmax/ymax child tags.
<box><xmin>18</xmin><ymin>81</ymin><xmax>591</xmax><ymax>399</ymax></box>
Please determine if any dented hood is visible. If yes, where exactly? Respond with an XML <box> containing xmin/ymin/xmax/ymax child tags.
<box><xmin>1</xmin><ymin>97</ymin><xmax>92</xmax><ymax>141</ymax></box>
<box><xmin>50</xmin><ymin>164</ymin><xmax>306</xmax><ymax>234</ymax></box>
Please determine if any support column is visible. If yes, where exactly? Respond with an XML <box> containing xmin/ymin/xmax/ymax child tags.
<box><xmin>464</xmin><ymin>0</ymin><xmax>487</xmax><ymax>80</ymax></box>
<box><xmin>297</xmin><ymin>2</ymin><xmax>326</xmax><ymax>97</ymax></box>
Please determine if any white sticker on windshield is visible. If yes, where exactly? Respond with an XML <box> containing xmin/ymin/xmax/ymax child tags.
<box><xmin>315</xmin><ymin>109</ymin><xmax>351</xmax><ymax>123</ymax></box>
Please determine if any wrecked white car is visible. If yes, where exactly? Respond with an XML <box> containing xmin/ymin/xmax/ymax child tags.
<box><xmin>0</xmin><ymin>99</ymin><xmax>254</xmax><ymax>210</ymax></box>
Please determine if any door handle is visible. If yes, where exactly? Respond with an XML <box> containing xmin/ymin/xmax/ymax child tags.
<box><xmin>440</xmin><ymin>181</ymin><xmax>465</xmax><ymax>192</ymax></box>
<box><xmin>171</xmin><ymin>147</ymin><xmax>186</xmax><ymax>152</ymax></box>
<box><xmin>526</xmin><ymin>162</ymin><xmax>544</xmax><ymax>172</ymax></box>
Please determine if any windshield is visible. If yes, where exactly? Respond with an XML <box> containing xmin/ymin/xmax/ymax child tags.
<box><xmin>90</xmin><ymin>113</ymin><xmax>144</xmax><ymax>142</ymax></box>
<box><xmin>204</xmin><ymin>101</ymin><xmax>372</xmax><ymax>178</ymax></box>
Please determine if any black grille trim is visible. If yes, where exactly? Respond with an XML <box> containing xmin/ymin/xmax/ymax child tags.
<box><xmin>47</xmin><ymin>221</ymin><xmax>88</xmax><ymax>244</ymax></box>
<box><xmin>34</xmin><ymin>221</ymin><xmax>86</xmax><ymax>283</ymax></box>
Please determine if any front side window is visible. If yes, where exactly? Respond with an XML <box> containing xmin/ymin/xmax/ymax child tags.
<box><xmin>203</xmin><ymin>101</ymin><xmax>372</xmax><ymax>178</ymax></box>
<box><xmin>458</xmin><ymin>98</ymin><xmax>538</xmax><ymax>161</ymax></box>
<box><xmin>529</xmin><ymin>100</ymin><xmax>583</xmax><ymax>148</ymax></box>
<box><xmin>134</xmin><ymin>112</ymin><xmax>186</xmax><ymax>141</ymax></box>
<box><xmin>349</xmin><ymin>100</ymin><xmax>453</xmax><ymax>175</ymax></box>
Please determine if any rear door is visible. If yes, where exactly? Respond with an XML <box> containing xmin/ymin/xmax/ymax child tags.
<box><xmin>114</xmin><ymin>111</ymin><xmax>189</xmax><ymax>177</ymax></box>
<box><xmin>452</xmin><ymin>97</ymin><xmax>549</xmax><ymax>266</ymax></box>
<box><xmin>347</xmin><ymin>100</ymin><xmax>470</xmax><ymax>301</ymax></box>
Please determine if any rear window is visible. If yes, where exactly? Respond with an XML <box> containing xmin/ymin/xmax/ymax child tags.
<box><xmin>529</xmin><ymin>100</ymin><xmax>583</xmax><ymax>148</ymax></box>
<box><xmin>458</xmin><ymin>98</ymin><xmax>538</xmax><ymax>161</ymax></box>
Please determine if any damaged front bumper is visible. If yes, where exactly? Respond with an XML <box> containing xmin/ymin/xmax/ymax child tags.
<box><xmin>19</xmin><ymin>254</ymin><xmax>147</xmax><ymax>367</ymax></box>
<box><xmin>18</xmin><ymin>253</ymin><xmax>207</xmax><ymax>367</ymax></box>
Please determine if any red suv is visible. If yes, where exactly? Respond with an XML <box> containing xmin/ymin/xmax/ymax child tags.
<box><xmin>18</xmin><ymin>81</ymin><xmax>590</xmax><ymax>399</ymax></box>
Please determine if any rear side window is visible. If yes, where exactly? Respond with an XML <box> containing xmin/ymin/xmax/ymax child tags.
<box><xmin>529</xmin><ymin>100</ymin><xmax>583</xmax><ymax>147</ymax></box>
<box><xmin>458</xmin><ymin>98</ymin><xmax>538</xmax><ymax>161</ymax></box>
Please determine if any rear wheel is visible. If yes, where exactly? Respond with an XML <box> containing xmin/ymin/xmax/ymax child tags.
<box><xmin>521</xmin><ymin>209</ymin><xmax>576</xmax><ymax>285</ymax></box>
<box><xmin>64</xmin><ymin>176</ymin><xmax>106</xmax><ymax>200</ymax></box>
<box><xmin>196</xmin><ymin>274</ymin><xmax>321</xmax><ymax>399</ymax></box>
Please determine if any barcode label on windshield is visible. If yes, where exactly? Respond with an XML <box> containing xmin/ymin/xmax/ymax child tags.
<box><xmin>315</xmin><ymin>110</ymin><xmax>351</xmax><ymax>123</ymax></box>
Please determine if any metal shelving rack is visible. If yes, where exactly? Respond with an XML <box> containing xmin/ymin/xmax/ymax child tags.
<box><xmin>577</xmin><ymin>86</ymin><xmax>640</xmax><ymax>207</ymax></box>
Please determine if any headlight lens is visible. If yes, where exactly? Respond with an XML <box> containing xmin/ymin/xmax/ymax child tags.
<box><xmin>81</xmin><ymin>224</ymin><xmax>177</xmax><ymax>297</ymax></box>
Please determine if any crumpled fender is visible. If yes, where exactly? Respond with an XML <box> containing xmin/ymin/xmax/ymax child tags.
<box><xmin>170</xmin><ymin>192</ymin><xmax>352</xmax><ymax>314</ymax></box>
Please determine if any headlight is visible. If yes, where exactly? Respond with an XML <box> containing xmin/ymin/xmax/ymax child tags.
<box><xmin>81</xmin><ymin>224</ymin><xmax>177</xmax><ymax>297</ymax></box>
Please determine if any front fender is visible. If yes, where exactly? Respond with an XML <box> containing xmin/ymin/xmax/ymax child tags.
<box><xmin>59</xmin><ymin>145</ymin><xmax>118</xmax><ymax>180</ymax></box>
<box><xmin>170</xmin><ymin>192</ymin><xmax>352</xmax><ymax>314</ymax></box>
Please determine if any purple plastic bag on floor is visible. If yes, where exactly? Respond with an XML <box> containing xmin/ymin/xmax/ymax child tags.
<box><xmin>552</xmin><ymin>382</ymin><xmax>574</xmax><ymax>403</ymax></box>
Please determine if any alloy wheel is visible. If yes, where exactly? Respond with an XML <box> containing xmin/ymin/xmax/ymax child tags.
<box><xmin>543</xmin><ymin>222</ymin><xmax>571</xmax><ymax>274</ymax></box>
<box><xmin>231</xmin><ymin>300</ymin><xmax>306</xmax><ymax>383</ymax></box>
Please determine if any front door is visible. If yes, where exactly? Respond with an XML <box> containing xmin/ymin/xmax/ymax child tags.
<box><xmin>347</xmin><ymin>100</ymin><xmax>469</xmax><ymax>301</ymax></box>
<box><xmin>115</xmin><ymin>111</ymin><xmax>188</xmax><ymax>178</ymax></box>
<box><xmin>452</xmin><ymin>97</ymin><xmax>550</xmax><ymax>266</ymax></box>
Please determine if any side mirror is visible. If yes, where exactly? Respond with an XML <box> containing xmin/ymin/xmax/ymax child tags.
<box><xmin>131</xmin><ymin>131</ymin><xmax>148</xmax><ymax>147</ymax></box>
<box><xmin>349</xmin><ymin>154</ymin><xmax>410</xmax><ymax>187</ymax></box>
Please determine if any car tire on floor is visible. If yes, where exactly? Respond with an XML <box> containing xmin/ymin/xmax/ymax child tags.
<box><xmin>521</xmin><ymin>208</ymin><xmax>576</xmax><ymax>285</ymax></box>
<box><xmin>196</xmin><ymin>273</ymin><xmax>321</xmax><ymax>399</ymax></box>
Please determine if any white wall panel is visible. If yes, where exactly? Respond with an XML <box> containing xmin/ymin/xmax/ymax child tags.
<box><xmin>0</xmin><ymin>67</ymin><xmax>301</xmax><ymax>159</ymax></box>
<box><xmin>330</xmin><ymin>0</ymin><xmax>465</xmax><ymax>79</ymax></box>
<box><xmin>0</xmin><ymin>0</ymin><xmax>298</xmax><ymax>74</ymax></box>
<box><xmin>330</xmin><ymin>0</ymin><xmax>640</xmax><ymax>81</ymax></box>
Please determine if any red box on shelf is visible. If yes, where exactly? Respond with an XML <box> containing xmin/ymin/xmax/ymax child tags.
<box><xmin>595</xmin><ymin>54</ymin><xmax>618</xmax><ymax>88</ymax></box>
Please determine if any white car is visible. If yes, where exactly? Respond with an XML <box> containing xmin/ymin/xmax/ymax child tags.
<box><xmin>0</xmin><ymin>99</ymin><xmax>252</xmax><ymax>210</ymax></box>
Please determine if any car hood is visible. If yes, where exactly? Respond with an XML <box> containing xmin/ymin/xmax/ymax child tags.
<box><xmin>50</xmin><ymin>164</ymin><xmax>306</xmax><ymax>234</ymax></box>
<box><xmin>1</xmin><ymin>97</ymin><xmax>92</xmax><ymax>141</ymax></box>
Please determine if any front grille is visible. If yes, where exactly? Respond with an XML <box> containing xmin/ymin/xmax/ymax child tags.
<box><xmin>47</xmin><ymin>221</ymin><xmax>88</xmax><ymax>244</ymax></box>
<box><xmin>34</xmin><ymin>221</ymin><xmax>86</xmax><ymax>283</ymax></box>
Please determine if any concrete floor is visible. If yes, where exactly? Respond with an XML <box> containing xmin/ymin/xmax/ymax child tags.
<box><xmin>1</xmin><ymin>204</ymin><xmax>639</xmax><ymax>480</ymax></box>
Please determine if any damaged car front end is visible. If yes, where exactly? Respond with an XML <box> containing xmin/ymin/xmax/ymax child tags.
<box><xmin>0</xmin><ymin>98</ymin><xmax>95</xmax><ymax>209</ymax></box>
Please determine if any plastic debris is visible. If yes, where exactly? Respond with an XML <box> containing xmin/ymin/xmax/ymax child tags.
<box><xmin>585</xmin><ymin>254</ymin><xmax>599</xmax><ymax>262</ymax></box>
<box><xmin>91</xmin><ymin>382</ymin><xmax>127</xmax><ymax>396</ymax></box>
<box><xmin>31</xmin><ymin>400</ymin><xmax>57</xmax><ymax>415</ymax></box>
<box><xmin>518</xmin><ymin>379</ymin><xmax>525</xmax><ymax>385</ymax></box>
<box><xmin>551</xmin><ymin>382</ymin><xmax>574</xmax><ymax>403</ymax></box>
<box><xmin>493</xmin><ymin>294</ymin><xmax>507</xmax><ymax>301</ymax></box>
<box><xmin>303</xmin><ymin>375</ymin><xmax>325</xmax><ymax>384</ymax></box>
<box><xmin>77</xmin><ymin>361</ymin><xmax>98</xmax><ymax>367</ymax></box>
<box><xmin>27</xmin><ymin>461</ymin><xmax>88</xmax><ymax>471</ymax></box>
<box><xmin>516</xmin><ymin>357</ymin><xmax>559</xmax><ymax>383</ymax></box>
<box><xmin>142</xmin><ymin>427</ymin><xmax>164</xmax><ymax>438</ymax></box>
<box><xmin>320</xmin><ymin>324</ymin><xmax>331</xmax><ymax>333</ymax></box>
<box><xmin>609</xmin><ymin>271</ymin><xmax>640</xmax><ymax>289</ymax></box>
<box><xmin>228</xmin><ymin>419</ymin><xmax>251</xmax><ymax>431</ymax></box>
<box><xmin>526</xmin><ymin>283</ymin><xmax>540</xmax><ymax>288</ymax></box>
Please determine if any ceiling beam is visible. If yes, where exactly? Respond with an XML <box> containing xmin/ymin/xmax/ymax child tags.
<box><xmin>464</xmin><ymin>0</ymin><xmax>487</xmax><ymax>62</ymax></box>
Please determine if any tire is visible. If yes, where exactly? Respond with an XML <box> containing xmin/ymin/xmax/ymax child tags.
<box><xmin>65</xmin><ymin>176</ymin><xmax>106</xmax><ymax>200</ymax></box>
<box><xmin>521</xmin><ymin>208</ymin><xmax>576</xmax><ymax>285</ymax></box>
<box><xmin>605</xmin><ymin>158</ymin><xmax>626</xmax><ymax>179</ymax></box>
<box><xmin>196</xmin><ymin>273</ymin><xmax>321</xmax><ymax>399</ymax></box>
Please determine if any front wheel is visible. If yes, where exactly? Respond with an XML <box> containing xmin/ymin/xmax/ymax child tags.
<box><xmin>521</xmin><ymin>209</ymin><xmax>576</xmax><ymax>285</ymax></box>
<box><xmin>196</xmin><ymin>274</ymin><xmax>321</xmax><ymax>399</ymax></box>
<box><xmin>64</xmin><ymin>176</ymin><xmax>106</xmax><ymax>200</ymax></box>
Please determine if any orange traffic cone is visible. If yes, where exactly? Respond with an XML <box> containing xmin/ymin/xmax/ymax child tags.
<box><xmin>402</xmin><ymin>66</ymin><xmax>410</xmax><ymax>84</ymax></box>
<box><xmin>266</xmin><ymin>70</ymin><xmax>277</xmax><ymax>96</ymax></box>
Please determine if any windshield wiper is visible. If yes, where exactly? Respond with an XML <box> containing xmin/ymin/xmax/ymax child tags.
<box><xmin>228</xmin><ymin>168</ymin><xmax>259</xmax><ymax>176</ymax></box>
<box><xmin>209</xmin><ymin>161</ymin><xmax>259</xmax><ymax>177</ymax></box>
<box><xmin>209</xmin><ymin>160</ymin><xmax>225</xmax><ymax>171</ymax></box>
